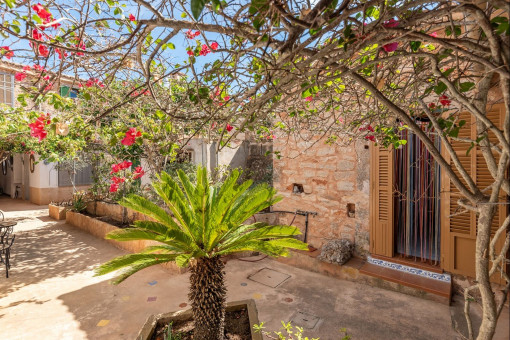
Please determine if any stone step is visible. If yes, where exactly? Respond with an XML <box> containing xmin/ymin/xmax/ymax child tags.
<box><xmin>359</xmin><ymin>257</ymin><xmax>452</xmax><ymax>304</ymax></box>
<box><xmin>276</xmin><ymin>249</ymin><xmax>451</xmax><ymax>305</ymax></box>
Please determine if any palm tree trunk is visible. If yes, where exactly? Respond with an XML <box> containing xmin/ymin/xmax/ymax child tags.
<box><xmin>189</xmin><ymin>256</ymin><xmax>226</xmax><ymax>340</ymax></box>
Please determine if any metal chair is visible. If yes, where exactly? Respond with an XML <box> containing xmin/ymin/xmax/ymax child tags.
<box><xmin>0</xmin><ymin>233</ymin><xmax>15</xmax><ymax>278</ymax></box>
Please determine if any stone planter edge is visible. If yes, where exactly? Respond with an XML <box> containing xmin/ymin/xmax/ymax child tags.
<box><xmin>137</xmin><ymin>299</ymin><xmax>262</xmax><ymax>340</ymax></box>
<box><xmin>49</xmin><ymin>204</ymin><xmax>68</xmax><ymax>220</ymax></box>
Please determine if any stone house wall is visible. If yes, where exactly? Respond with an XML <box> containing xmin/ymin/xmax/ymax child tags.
<box><xmin>272</xmin><ymin>137</ymin><xmax>371</xmax><ymax>258</ymax></box>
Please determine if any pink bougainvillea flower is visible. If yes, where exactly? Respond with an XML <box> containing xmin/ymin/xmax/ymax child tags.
<box><xmin>43</xmin><ymin>75</ymin><xmax>50</xmax><ymax>81</ymax></box>
<box><xmin>44</xmin><ymin>82</ymin><xmax>53</xmax><ymax>91</ymax></box>
<box><xmin>133</xmin><ymin>166</ymin><xmax>145</xmax><ymax>179</ymax></box>
<box><xmin>38</xmin><ymin>44</ymin><xmax>49</xmax><ymax>57</ymax></box>
<box><xmin>210</xmin><ymin>42</ymin><xmax>219</xmax><ymax>51</ymax></box>
<box><xmin>129</xmin><ymin>14</ymin><xmax>136</xmax><ymax>21</ymax></box>
<box><xmin>305</xmin><ymin>96</ymin><xmax>313</xmax><ymax>102</ymax></box>
<box><xmin>32</xmin><ymin>3</ymin><xmax>52</xmax><ymax>21</ymax></box>
<box><xmin>186</xmin><ymin>50</ymin><xmax>194</xmax><ymax>56</ymax></box>
<box><xmin>1</xmin><ymin>46</ymin><xmax>13</xmax><ymax>59</ymax></box>
<box><xmin>22</xmin><ymin>65</ymin><xmax>31</xmax><ymax>71</ymax></box>
<box><xmin>199</xmin><ymin>44</ymin><xmax>211</xmax><ymax>56</ymax></box>
<box><xmin>223</xmin><ymin>96</ymin><xmax>230</xmax><ymax>101</ymax></box>
<box><xmin>383</xmin><ymin>18</ymin><xmax>399</xmax><ymax>28</ymax></box>
<box><xmin>383</xmin><ymin>42</ymin><xmax>398</xmax><ymax>52</ymax></box>
<box><xmin>109</xmin><ymin>183</ymin><xmax>119</xmax><ymax>193</ymax></box>
<box><xmin>226</xmin><ymin>124</ymin><xmax>233</xmax><ymax>132</ymax></box>
<box><xmin>429</xmin><ymin>32</ymin><xmax>438</xmax><ymax>38</ymax></box>
<box><xmin>439</xmin><ymin>94</ymin><xmax>451</xmax><ymax>106</ymax></box>
<box><xmin>15</xmin><ymin>72</ymin><xmax>27</xmax><ymax>81</ymax></box>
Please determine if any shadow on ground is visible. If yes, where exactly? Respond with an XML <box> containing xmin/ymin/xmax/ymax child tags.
<box><xmin>0</xmin><ymin>223</ymin><xmax>123</xmax><ymax>299</ymax></box>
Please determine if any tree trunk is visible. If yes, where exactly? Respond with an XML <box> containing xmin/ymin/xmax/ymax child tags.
<box><xmin>475</xmin><ymin>205</ymin><xmax>498</xmax><ymax>340</ymax></box>
<box><xmin>189</xmin><ymin>256</ymin><xmax>227</xmax><ymax>340</ymax></box>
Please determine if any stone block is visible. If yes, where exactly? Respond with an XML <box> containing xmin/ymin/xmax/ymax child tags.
<box><xmin>318</xmin><ymin>239</ymin><xmax>354</xmax><ymax>265</ymax></box>
<box><xmin>337</xmin><ymin>161</ymin><xmax>355</xmax><ymax>171</ymax></box>
<box><xmin>336</xmin><ymin>181</ymin><xmax>354</xmax><ymax>191</ymax></box>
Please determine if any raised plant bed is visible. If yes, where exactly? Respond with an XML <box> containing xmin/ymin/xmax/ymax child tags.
<box><xmin>137</xmin><ymin>300</ymin><xmax>262</xmax><ymax>340</ymax></box>
<box><xmin>66</xmin><ymin>210</ymin><xmax>184</xmax><ymax>274</ymax></box>
<box><xmin>49</xmin><ymin>203</ymin><xmax>68</xmax><ymax>220</ymax></box>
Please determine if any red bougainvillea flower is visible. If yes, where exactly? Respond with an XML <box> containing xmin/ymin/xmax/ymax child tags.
<box><xmin>0</xmin><ymin>46</ymin><xmax>13</xmax><ymax>59</ymax></box>
<box><xmin>32</xmin><ymin>29</ymin><xmax>43</xmax><ymax>41</ymax></box>
<box><xmin>110</xmin><ymin>163</ymin><xmax>121</xmax><ymax>174</ymax></box>
<box><xmin>111</xmin><ymin>176</ymin><xmax>125</xmax><ymax>184</ymax></box>
<box><xmin>428</xmin><ymin>102</ymin><xmax>436</xmax><ymax>109</ymax></box>
<box><xmin>185</xmin><ymin>30</ymin><xmax>200</xmax><ymax>39</ymax></box>
<box><xmin>120</xmin><ymin>160</ymin><xmax>132</xmax><ymax>169</ymax></box>
<box><xmin>199</xmin><ymin>44</ymin><xmax>211</xmax><ymax>56</ymax></box>
<box><xmin>359</xmin><ymin>124</ymin><xmax>374</xmax><ymax>132</ymax></box>
<box><xmin>121</xmin><ymin>128</ymin><xmax>142</xmax><ymax>146</ymax></box>
<box><xmin>56</xmin><ymin>48</ymin><xmax>68</xmax><ymax>59</ymax></box>
<box><xmin>133</xmin><ymin>166</ymin><xmax>145</xmax><ymax>179</ymax></box>
<box><xmin>32</xmin><ymin>3</ymin><xmax>52</xmax><ymax>21</ymax></box>
<box><xmin>383</xmin><ymin>42</ymin><xmax>398</xmax><ymax>52</ymax></box>
<box><xmin>383</xmin><ymin>18</ymin><xmax>399</xmax><ymax>28</ymax></box>
<box><xmin>186</xmin><ymin>50</ymin><xmax>194</xmax><ymax>56</ymax></box>
<box><xmin>44</xmin><ymin>82</ymin><xmax>53</xmax><ymax>91</ymax></box>
<box><xmin>109</xmin><ymin>183</ymin><xmax>119</xmax><ymax>193</ymax></box>
<box><xmin>129</xmin><ymin>14</ymin><xmax>136</xmax><ymax>21</ymax></box>
<box><xmin>38</xmin><ymin>45</ymin><xmax>49</xmax><ymax>57</ymax></box>
<box><xmin>226</xmin><ymin>124</ymin><xmax>233</xmax><ymax>132</ymax></box>
<box><xmin>22</xmin><ymin>65</ymin><xmax>31</xmax><ymax>71</ymax></box>
<box><xmin>365</xmin><ymin>135</ymin><xmax>376</xmax><ymax>142</ymax></box>
<box><xmin>429</xmin><ymin>32</ymin><xmax>438</xmax><ymax>38</ymax></box>
<box><xmin>15</xmin><ymin>72</ymin><xmax>27</xmax><ymax>81</ymax></box>
<box><xmin>210</xmin><ymin>42</ymin><xmax>219</xmax><ymax>51</ymax></box>
<box><xmin>223</xmin><ymin>96</ymin><xmax>230</xmax><ymax>101</ymax></box>
<box><xmin>28</xmin><ymin>114</ymin><xmax>51</xmax><ymax>142</ymax></box>
<box><xmin>305</xmin><ymin>96</ymin><xmax>313</xmax><ymax>102</ymax></box>
<box><xmin>439</xmin><ymin>94</ymin><xmax>451</xmax><ymax>106</ymax></box>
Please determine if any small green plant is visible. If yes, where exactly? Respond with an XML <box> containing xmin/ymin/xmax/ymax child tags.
<box><xmin>71</xmin><ymin>191</ymin><xmax>87</xmax><ymax>212</ymax></box>
<box><xmin>165</xmin><ymin>322</ymin><xmax>182</xmax><ymax>340</ymax></box>
<box><xmin>254</xmin><ymin>322</ymin><xmax>351</xmax><ymax>340</ymax></box>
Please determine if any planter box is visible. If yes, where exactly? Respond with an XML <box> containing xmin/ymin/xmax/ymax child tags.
<box><xmin>66</xmin><ymin>211</ymin><xmax>184</xmax><ymax>274</ymax></box>
<box><xmin>86</xmin><ymin>201</ymin><xmax>151</xmax><ymax>224</ymax></box>
<box><xmin>137</xmin><ymin>299</ymin><xmax>262</xmax><ymax>340</ymax></box>
<box><xmin>49</xmin><ymin>204</ymin><xmax>68</xmax><ymax>220</ymax></box>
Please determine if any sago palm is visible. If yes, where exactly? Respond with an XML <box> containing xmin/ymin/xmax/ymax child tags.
<box><xmin>96</xmin><ymin>166</ymin><xmax>307</xmax><ymax>340</ymax></box>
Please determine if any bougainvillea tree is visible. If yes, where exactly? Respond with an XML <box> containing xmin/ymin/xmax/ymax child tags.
<box><xmin>1</xmin><ymin>1</ymin><xmax>509</xmax><ymax>339</ymax></box>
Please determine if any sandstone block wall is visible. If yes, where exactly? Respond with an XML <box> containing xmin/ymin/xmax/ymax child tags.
<box><xmin>272</xmin><ymin>138</ymin><xmax>370</xmax><ymax>257</ymax></box>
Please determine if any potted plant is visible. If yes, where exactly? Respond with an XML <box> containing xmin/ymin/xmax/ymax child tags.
<box><xmin>96</xmin><ymin>166</ymin><xmax>307</xmax><ymax>340</ymax></box>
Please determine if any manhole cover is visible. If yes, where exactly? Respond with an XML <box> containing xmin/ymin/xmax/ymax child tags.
<box><xmin>290</xmin><ymin>311</ymin><xmax>321</xmax><ymax>329</ymax></box>
<box><xmin>248</xmin><ymin>268</ymin><xmax>290</xmax><ymax>288</ymax></box>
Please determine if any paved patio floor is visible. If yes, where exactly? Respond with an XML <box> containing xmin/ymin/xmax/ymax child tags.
<box><xmin>0</xmin><ymin>198</ymin><xmax>507</xmax><ymax>340</ymax></box>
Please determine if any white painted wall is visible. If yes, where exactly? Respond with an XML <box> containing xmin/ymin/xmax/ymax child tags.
<box><xmin>29</xmin><ymin>154</ymin><xmax>58</xmax><ymax>189</ymax></box>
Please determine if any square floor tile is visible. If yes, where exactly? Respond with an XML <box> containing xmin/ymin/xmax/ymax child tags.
<box><xmin>248</xmin><ymin>268</ymin><xmax>290</xmax><ymax>288</ymax></box>
<box><xmin>290</xmin><ymin>311</ymin><xmax>320</xmax><ymax>329</ymax></box>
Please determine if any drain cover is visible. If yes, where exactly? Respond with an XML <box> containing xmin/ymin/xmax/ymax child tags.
<box><xmin>290</xmin><ymin>311</ymin><xmax>321</xmax><ymax>329</ymax></box>
<box><xmin>248</xmin><ymin>268</ymin><xmax>290</xmax><ymax>288</ymax></box>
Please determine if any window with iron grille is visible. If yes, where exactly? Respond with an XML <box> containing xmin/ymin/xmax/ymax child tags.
<box><xmin>0</xmin><ymin>73</ymin><xmax>14</xmax><ymax>106</ymax></box>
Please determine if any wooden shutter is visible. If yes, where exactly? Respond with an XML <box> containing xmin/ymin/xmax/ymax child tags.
<box><xmin>441</xmin><ymin>104</ymin><xmax>507</xmax><ymax>282</ymax></box>
<box><xmin>370</xmin><ymin>145</ymin><xmax>394</xmax><ymax>257</ymax></box>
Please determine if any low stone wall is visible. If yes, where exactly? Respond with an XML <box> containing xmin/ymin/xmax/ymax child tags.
<box><xmin>49</xmin><ymin>204</ymin><xmax>67</xmax><ymax>220</ymax></box>
<box><xmin>66</xmin><ymin>211</ymin><xmax>184</xmax><ymax>274</ymax></box>
<box><xmin>85</xmin><ymin>201</ymin><xmax>150</xmax><ymax>224</ymax></box>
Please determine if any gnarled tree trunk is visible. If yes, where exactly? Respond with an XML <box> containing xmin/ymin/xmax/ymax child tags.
<box><xmin>189</xmin><ymin>256</ymin><xmax>227</xmax><ymax>340</ymax></box>
<box><xmin>475</xmin><ymin>204</ymin><xmax>498</xmax><ymax>340</ymax></box>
